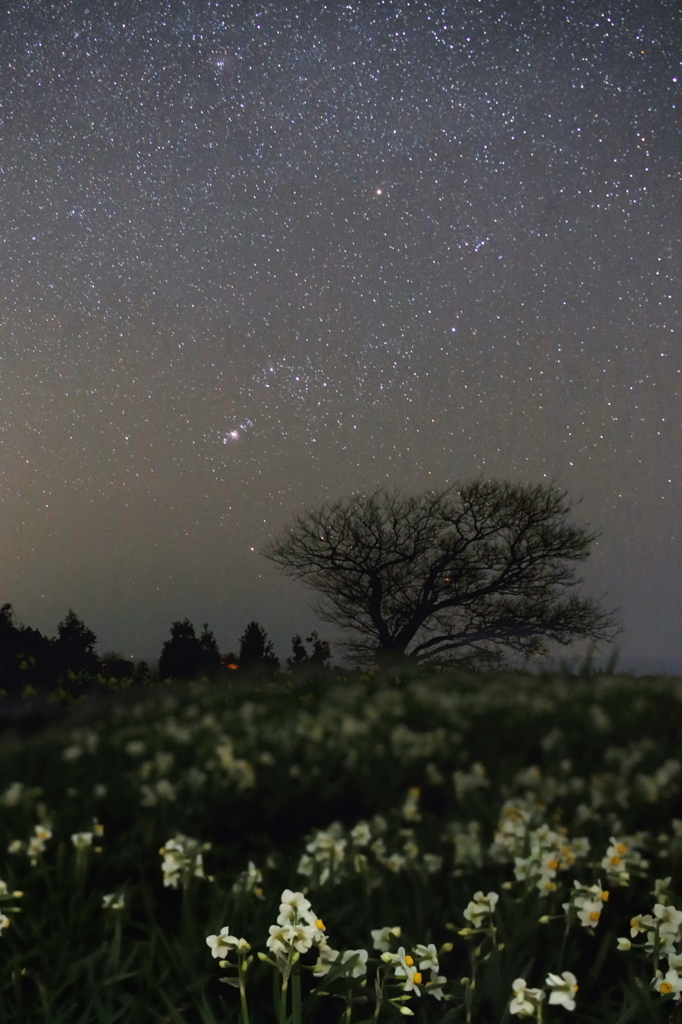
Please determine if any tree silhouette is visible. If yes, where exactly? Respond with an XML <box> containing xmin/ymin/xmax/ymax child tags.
<box><xmin>263</xmin><ymin>476</ymin><xmax>624</xmax><ymax>671</ymax></box>
<box><xmin>199</xmin><ymin>622</ymin><xmax>221</xmax><ymax>672</ymax></box>
<box><xmin>99</xmin><ymin>650</ymin><xmax>135</xmax><ymax>681</ymax></box>
<box><xmin>288</xmin><ymin>634</ymin><xmax>308</xmax><ymax>668</ymax></box>
<box><xmin>1</xmin><ymin>604</ymin><xmax>99</xmax><ymax>693</ymax></box>
<box><xmin>51</xmin><ymin>609</ymin><xmax>101</xmax><ymax>680</ymax></box>
<box><xmin>237</xmin><ymin>621</ymin><xmax>280</xmax><ymax>674</ymax></box>
<box><xmin>287</xmin><ymin>631</ymin><xmax>331</xmax><ymax>671</ymax></box>
<box><xmin>158</xmin><ymin>618</ymin><xmax>221</xmax><ymax>681</ymax></box>
<box><xmin>0</xmin><ymin>604</ymin><xmax>23</xmax><ymax>686</ymax></box>
<box><xmin>0</xmin><ymin>603</ymin><xmax>37</xmax><ymax>693</ymax></box>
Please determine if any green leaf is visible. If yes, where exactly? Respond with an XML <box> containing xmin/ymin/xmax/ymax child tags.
<box><xmin>158</xmin><ymin>989</ymin><xmax>190</xmax><ymax>1024</ymax></box>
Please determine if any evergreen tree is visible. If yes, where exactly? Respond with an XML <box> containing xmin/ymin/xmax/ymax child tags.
<box><xmin>50</xmin><ymin>609</ymin><xmax>101</xmax><ymax>680</ymax></box>
<box><xmin>199</xmin><ymin>623</ymin><xmax>222</xmax><ymax>673</ymax></box>
<box><xmin>0</xmin><ymin>603</ymin><xmax>24</xmax><ymax>694</ymax></box>
<box><xmin>0</xmin><ymin>603</ymin><xmax>60</xmax><ymax>693</ymax></box>
<box><xmin>133</xmin><ymin>660</ymin><xmax>151</xmax><ymax>682</ymax></box>
<box><xmin>158</xmin><ymin>618</ymin><xmax>218</xmax><ymax>681</ymax></box>
<box><xmin>237</xmin><ymin>621</ymin><xmax>279</xmax><ymax>674</ymax></box>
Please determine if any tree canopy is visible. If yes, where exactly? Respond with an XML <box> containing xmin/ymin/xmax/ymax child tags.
<box><xmin>158</xmin><ymin>618</ymin><xmax>221</xmax><ymax>681</ymax></box>
<box><xmin>263</xmin><ymin>476</ymin><xmax>624</xmax><ymax>671</ymax></box>
<box><xmin>237</xmin><ymin>621</ymin><xmax>280</xmax><ymax>673</ymax></box>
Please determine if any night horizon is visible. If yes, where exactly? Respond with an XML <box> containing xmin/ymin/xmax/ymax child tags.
<box><xmin>1</xmin><ymin>0</ymin><xmax>679</xmax><ymax>678</ymax></box>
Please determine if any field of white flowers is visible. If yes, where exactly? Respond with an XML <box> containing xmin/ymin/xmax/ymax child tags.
<box><xmin>1</xmin><ymin>664</ymin><xmax>682</xmax><ymax>1023</ymax></box>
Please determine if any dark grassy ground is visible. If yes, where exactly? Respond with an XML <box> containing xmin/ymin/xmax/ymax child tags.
<box><xmin>0</xmin><ymin>664</ymin><xmax>681</xmax><ymax>1023</ymax></box>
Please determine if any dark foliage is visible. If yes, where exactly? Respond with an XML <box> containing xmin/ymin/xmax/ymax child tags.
<box><xmin>237</xmin><ymin>620</ymin><xmax>280</xmax><ymax>674</ymax></box>
<box><xmin>286</xmin><ymin>631</ymin><xmax>332</xmax><ymax>670</ymax></box>
<box><xmin>157</xmin><ymin>618</ymin><xmax>222</xmax><ymax>681</ymax></box>
<box><xmin>0</xmin><ymin>603</ymin><xmax>102</xmax><ymax>695</ymax></box>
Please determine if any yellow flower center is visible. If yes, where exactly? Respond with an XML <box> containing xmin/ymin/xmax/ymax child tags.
<box><xmin>617</xmin><ymin>843</ymin><xmax>627</xmax><ymax>854</ymax></box>
<box><xmin>601</xmin><ymin>891</ymin><xmax>609</xmax><ymax>901</ymax></box>
<box><xmin>405</xmin><ymin>955</ymin><xmax>414</xmax><ymax>966</ymax></box>
<box><xmin>316</xmin><ymin>919</ymin><xmax>325</xmax><ymax>930</ymax></box>
<box><xmin>547</xmin><ymin>859</ymin><xmax>559</xmax><ymax>870</ymax></box>
<box><xmin>589</xmin><ymin>911</ymin><xmax>600</xmax><ymax>922</ymax></box>
<box><xmin>413</xmin><ymin>972</ymin><xmax>423</xmax><ymax>985</ymax></box>
<box><xmin>661</xmin><ymin>982</ymin><xmax>674</xmax><ymax>994</ymax></box>
<box><xmin>610</xmin><ymin>856</ymin><xmax>621</xmax><ymax>865</ymax></box>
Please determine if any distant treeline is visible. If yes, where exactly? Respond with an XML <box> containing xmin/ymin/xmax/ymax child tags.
<box><xmin>0</xmin><ymin>603</ymin><xmax>331</xmax><ymax>697</ymax></box>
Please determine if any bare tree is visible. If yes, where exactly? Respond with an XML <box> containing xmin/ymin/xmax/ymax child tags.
<box><xmin>262</xmin><ymin>476</ymin><xmax>624</xmax><ymax>671</ymax></box>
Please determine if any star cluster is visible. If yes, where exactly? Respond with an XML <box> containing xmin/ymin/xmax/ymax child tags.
<box><xmin>0</xmin><ymin>0</ymin><xmax>679</xmax><ymax>672</ymax></box>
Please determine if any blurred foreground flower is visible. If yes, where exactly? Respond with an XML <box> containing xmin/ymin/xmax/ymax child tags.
<box><xmin>546</xmin><ymin>971</ymin><xmax>578</xmax><ymax>1010</ymax></box>
<box><xmin>159</xmin><ymin>833</ymin><xmax>211</xmax><ymax>889</ymax></box>
<box><xmin>102</xmin><ymin>893</ymin><xmax>125</xmax><ymax>911</ymax></box>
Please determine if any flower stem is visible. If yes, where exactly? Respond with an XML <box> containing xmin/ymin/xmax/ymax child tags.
<box><xmin>239</xmin><ymin>977</ymin><xmax>250</xmax><ymax>1024</ymax></box>
<box><xmin>279</xmin><ymin>975</ymin><xmax>288</xmax><ymax>1024</ymax></box>
<box><xmin>292</xmin><ymin>971</ymin><xmax>302</xmax><ymax>1024</ymax></box>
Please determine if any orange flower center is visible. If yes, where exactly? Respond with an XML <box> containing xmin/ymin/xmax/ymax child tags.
<box><xmin>405</xmin><ymin>955</ymin><xmax>414</xmax><ymax>966</ymax></box>
<box><xmin>589</xmin><ymin>911</ymin><xmax>600</xmax><ymax>922</ymax></box>
<box><xmin>661</xmin><ymin>982</ymin><xmax>674</xmax><ymax>994</ymax></box>
<box><xmin>413</xmin><ymin>972</ymin><xmax>423</xmax><ymax>985</ymax></box>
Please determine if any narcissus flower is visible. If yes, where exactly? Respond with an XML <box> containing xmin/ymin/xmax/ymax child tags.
<box><xmin>630</xmin><ymin>913</ymin><xmax>655</xmax><ymax>937</ymax></box>
<box><xmin>653</xmin><ymin>968</ymin><xmax>682</xmax><ymax>999</ymax></box>
<box><xmin>577</xmin><ymin>899</ymin><xmax>603</xmax><ymax>928</ymax></box>
<box><xmin>279</xmin><ymin>889</ymin><xmax>312</xmax><ymax>915</ymax></box>
<box><xmin>414</xmin><ymin>943</ymin><xmax>439</xmax><ymax>972</ymax></box>
<box><xmin>71</xmin><ymin>831</ymin><xmax>93</xmax><ymax>849</ymax></box>
<box><xmin>339</xmin><ymin>948</ymin><xmax>369</xmax><ymax>978</ymax></box>
<box><xmin>27</xmin><ymin>825</ymin><xmax>52</xmax><ymax>865</ymax></box>
<box><xmin>312</xmin><ymin>944</ymin><xmax>339</xmax><ymax>976</ymax></box>
<box><xmin>424</xmin><ymin>969</ymin><xmax>448</xmax><ymax>1001</ymax></box>
<box><xmin>510</xmin><ymin>979</ymin><xmax>545</xmax><ymax>1017</ymax></box>
<box><xmin>463</xmin><ymin>890</ymin><xmax>499</xmax><ymax>928</ymax></box>
<box><xmin>266</xmin><ymin>923</ymin><xmax>317</xmax><ymax>955</ymax></box>
<box><xmin>654</xmin><ymin>903</ymin><xmax>682</xmax><ymax>934</ymax></box>
<box><xmin>102</xmin><ymin>893</ymin><xmax>125</xmax><ymax>911</ymax></box>
<box><xmin>371</xmin><ymin>925</ymin><xmax>401</xmax><ymax>951</ymax></box>
<box><xmin>206</xmin><ymin>926</ymin><xmax>250</xmax><ymax>959</ymax></box>
<box><xmin>546</xmin><ymin>971</ymin><xmax>578</xmax><ymax>1010</ymax></box>
<box><xmin>159</xmin><ymin>833</ymin><xmax>207</xmax><ymax>889</ymax></box>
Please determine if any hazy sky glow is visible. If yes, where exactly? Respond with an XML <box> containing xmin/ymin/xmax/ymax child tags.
<box><xmin>0</xmin><ymin>0</ymin><xmax>679</xmax><ymax>674</ymax></box>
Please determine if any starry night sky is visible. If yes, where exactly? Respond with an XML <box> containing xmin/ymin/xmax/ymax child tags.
<box><xmin>1</xmin><ymin>0</ymin><xmax>680</xmax><ymax>675</ymax></box>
